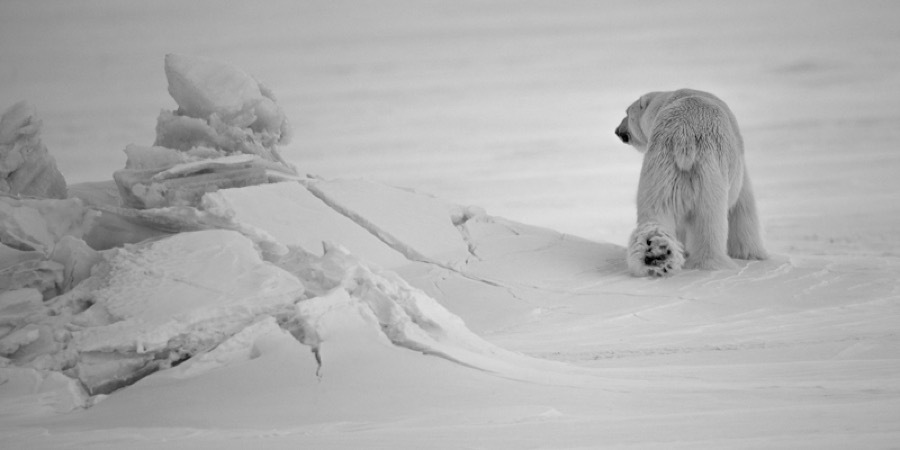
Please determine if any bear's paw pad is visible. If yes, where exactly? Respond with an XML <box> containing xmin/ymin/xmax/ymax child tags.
<box><xmin>628</xmin><ymin>224</ymin><xmax>685</xmax><ymax>277</ymax></box>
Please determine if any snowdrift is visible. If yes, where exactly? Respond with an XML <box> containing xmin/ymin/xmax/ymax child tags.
<box><xmin>2</xmin><ymin>54</ymin><xmax>898</xmax><ymax>449</ymax></box>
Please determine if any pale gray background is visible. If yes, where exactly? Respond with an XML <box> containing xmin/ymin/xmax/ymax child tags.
<box><xmin>2</xmin><ymin>0</ymin><xmax>899</xmax><ymax>254</ymax></box>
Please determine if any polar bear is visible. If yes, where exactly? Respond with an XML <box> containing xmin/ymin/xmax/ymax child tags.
<box><xmin>614</xmin><ymin>89</ymin><xmax>768</xmax><ymax>276</ymax></box>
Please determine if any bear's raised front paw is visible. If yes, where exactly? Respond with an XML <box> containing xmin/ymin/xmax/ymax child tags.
<box><xmin>627</xmin><ymin>223</ymin><xmax>685</xmax><ymax>277</ymax></box>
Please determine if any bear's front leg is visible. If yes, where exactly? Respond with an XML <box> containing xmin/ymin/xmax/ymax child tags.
<box><xmin>627</xmin><ymin>222</ymin><xmax>686</xmax><ymax>277</ymax></box>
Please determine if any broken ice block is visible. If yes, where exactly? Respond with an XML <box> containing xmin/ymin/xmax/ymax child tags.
<box><xmin>49</xmin><ymin>235</ymin><xmax>103</xmax><ymax>293</ymax></box>
<box><xmin>165</xmin><ymin>53</ymin><xmax>267</xmax><ymax>122</ymax></box>
<box><xmin>79</xmin><ymin>207</ymin><xmax>175</xmax><ymax>251</ymax></box>
<box><xmin>0</xmin><ymin>198</ymin><xmax>99</xmax><ymax>298</ymax></box>
<box><xmin>123</xmin><ymin>144</ymin><xmax>195</xmax><ymax>170</ymax></box>
<box><xmin>165</xmin><ymin>53</ymin><xmax>291</xmax><ymax>143</ymax></box>
<box><xmin>0</xmin><ymin>259</ymin><xmax>63</xmax><ymax>300</ymax></box>
<box><xmin>71</xmin><ymin>229</ymin><xmax>304</xmax><ymax>354</ymax></box>
<box><xmin>0</xmin><ymin>288</ymin><xmax>44</xmax><ymax>327</ymax></box>
<box><xmin>122</xmin><ymin>144</ymin><xmax>230</xmax><ymax>172</ymax></box>
<box><xmin>155</xmin><ymin>54</ymin><xmax>293</xmax><ymax>169</ymax></box>
<box><xmin>0</xmin><ymin>323</ymin><xmax>41</xmax><ymax>356</ymax></box>
<box><xmin>113</xmin><ymin>155</ymin><xmax>267</xmax><ymax>209</ymax></box>
<box><xmin>0</xmin><ymin>196</ymin><xmax>97</xmax><ymax>253</ymax></box>
<box><xmin>151</xmin><ymin>154</ymin><xmax>259</xmax><ymax>181</ymax></box>
<box><xmin>0</xmin><ymin>243</ymin><xmax>43</xmax><ymax>272</ymax></box>
<box><xmin>0</xmin><ymin>102</ymin><xmax>67</xmax><ymax>199</ymax></box>
<box><xmin>47</xmin><ymin>229</ymin><xmax>306</xmax><ymax>395</ymax></box>
<box><xmin>67</xmin><ymin>180</ymin><xmax>123</xmax><ymax>209</ymax></box>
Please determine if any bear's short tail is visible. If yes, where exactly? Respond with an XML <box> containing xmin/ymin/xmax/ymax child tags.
<box><xmin>668</xmin><ymin>123</ymin><xmax>704</xmax><ymax>172</ymax></box>
<box><xmin>675</xmin><ymin>134</ymin><xmax>699</xmax><ymax>171</ymax></box>
<box><xmin>651</xmin><ymin>97</ymin><xmax>725</xmax><ymax>172</ymax></box>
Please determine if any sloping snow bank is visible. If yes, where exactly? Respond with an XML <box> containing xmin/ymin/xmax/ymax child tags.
<box><xmin>276</xmin><ymin>243</ymin><xmax>586</xmax><ymax>384</ymax></box>
<box><xmin>1</xmin><ymin>177</ymin><xmax>584</xmax><ymax>417</ymax></box>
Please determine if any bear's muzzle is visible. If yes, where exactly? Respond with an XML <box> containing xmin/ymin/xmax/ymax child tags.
<box><xmin>615</xmin><ymin>118</ymin><xmax>630</xmax><ymax>143</ymax></box>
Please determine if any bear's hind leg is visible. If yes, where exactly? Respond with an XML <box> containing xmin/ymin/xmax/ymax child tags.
<box><xmin>683</xmin><ymin>175</ymin><xmax>738</xmax><ymax>270</ymax></box>
<box><xmin>727</xmin><ymin>170</ymin><xmax>769</xmax><ymax>260</ymax></box>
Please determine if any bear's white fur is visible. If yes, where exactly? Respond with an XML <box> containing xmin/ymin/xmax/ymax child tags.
<box><xmin>615</xmin><ymin>89</ymin><xmax>768</xmax><ymax>277</ymax></box>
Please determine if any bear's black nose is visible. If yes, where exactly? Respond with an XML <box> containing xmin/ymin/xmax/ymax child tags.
<box><xmin>615</xmin><ymin>128</ymin><xmax>630</xmax><ymax>143</ymax></box>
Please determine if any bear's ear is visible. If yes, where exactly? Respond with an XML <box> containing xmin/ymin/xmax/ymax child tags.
<box><xmin>639</xmin><ymin>95</ymin><xmax>650</xmax><ymax>109</ymax></box>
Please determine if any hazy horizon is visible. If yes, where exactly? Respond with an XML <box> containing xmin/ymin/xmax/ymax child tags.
<box><xmin>3</xmin><ymin>0</ymin><xmax>899</xmax><ymax>251</ymax></box>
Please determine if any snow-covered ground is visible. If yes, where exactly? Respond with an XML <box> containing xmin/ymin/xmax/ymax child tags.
<box><xmin>2</xmin><ymin>1</ymin><xmax>900</xmax><ymax>448</ymax></box>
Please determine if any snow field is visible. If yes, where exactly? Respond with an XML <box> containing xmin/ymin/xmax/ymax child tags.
<box><xmin>2</xmin><ymin>1</ymin><xmax>900</xmax><ymax>448</ymax></box>
<box><xmin>5</xmin><ymin>175</ymin><xmax>898</xmax><ymax>449</ymax></box>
